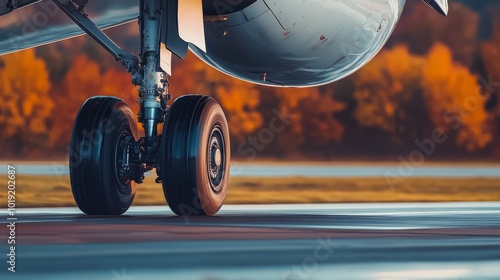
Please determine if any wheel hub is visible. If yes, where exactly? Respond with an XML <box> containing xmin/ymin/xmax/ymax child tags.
<box><xmin>117</xmin><ymin>134</ymin><xmax>148</xmax><ymax>184</ymax></box>
<box><xmin>211</xmin><ymin>147</ymin><xmax>222</xmax><ymax>168</ymax></box>
<box><xmin>208</xmin><ymin>125</ymin><xmax>225</xmax><ymax>192</ymax></box>
<box><xmin>116</xmin><ymin>131</ymin><xmax>133</xmax><ymax>186</ymax></box>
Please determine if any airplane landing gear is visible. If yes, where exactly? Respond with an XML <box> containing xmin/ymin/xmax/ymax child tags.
<box><xmin>59</xmin><ymin>0</ymin><xmax>230</xmax><ymax>216</ymax></box>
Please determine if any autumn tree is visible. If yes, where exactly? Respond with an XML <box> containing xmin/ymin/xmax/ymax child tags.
<box><xmin>392</xmin><ymin>2</ymin><xmax>479</xmax><ymax>68</ymax></box>
<box><xmin>480</xmin><ymin>20</ymin><xmax>500</xmax><ymax>155</ymax></box>
<box><xmin>49</xmin><ymin>54</ymin><xmax>138</xmax><ymax>149</ymax></box>
<box><xmin>170</xmin><ymin>53</ymin><xmax>346</xmax><ymax>158</ymax></box>
<box><xmin>0</xmin><ymin>49</ymin><xmax>54</xmax><ymax>157</ymax></box>
<box><xmin>49</xmin><ymin>55</ymin><xmax>101</xmax><ymax>148</ymax></box>
<box><xmin>259</xmin><ymin>86</ymin><xmax>345</xmax><ymax>158</ymax></box>
<box><xmin>353</xmin><ymin>45</ymin><xmax>426</xmax><ymax>143</ymax></box>
<box><xmin>170</xmin><ymin>53</ymin><xmax>263</xmax><ymax>142</ymax></box>
<box><xmin>101</xmin><ymin>67</ymin><xmax>140</xmax><ymax>115</ymax></box>
<box><xmin>257</xmin><ymin>87</ymin><xmax>311</xmax><ymax>156</ymax></box>
<box><xmin>301</xmin><ymin>88</ymin><xmax>345</xmax><ymax>147</ymax></box>
<box><xmin>422</xmin><ymin>43</ymin><xmax>493</xmax><ymax>152</ymax></box>
<box><xmin>36</xmin><ymin>30</ymin><xmax>135</xmax><ymax>84</ymax></box>
<box><xmin>45</xmin><ymin>48</ymin><xmax>262</xmax><ymax>155</ymax></box>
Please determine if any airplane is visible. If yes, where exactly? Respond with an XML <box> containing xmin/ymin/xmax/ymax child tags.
<box><xmin>0</xmin><ymin>0</ymin><xmax>448</xmax><ymax>216</ymax></box>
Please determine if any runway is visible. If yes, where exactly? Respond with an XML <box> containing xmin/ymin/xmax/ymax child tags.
<box><xmin>2</xmin><ymin>202</ymin><xmax>500</xmax><ymax>279</ymax></box>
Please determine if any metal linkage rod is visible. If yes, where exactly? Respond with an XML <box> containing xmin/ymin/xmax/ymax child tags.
<box><xmin>52</xmin><ymin>0</ymin><xmax>139</xmax><ymax>76</ymax></box>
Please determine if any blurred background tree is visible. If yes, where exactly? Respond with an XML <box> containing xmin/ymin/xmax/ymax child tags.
<box><xmin>170</xmin><ymin>53</ymin><xmax>263</xmax><ymax>144</ymax></box>
<box><xmin>481</xmin><ymin>20</ymin><xmax>500</xmax><ymax>156</ymax></box>
<box><xmin>353</xmin><ymin>45</ymin><xmax>425</xmax><ymax>145</ymax></box>
<box><xmin>391</xmin><ymin>3</ymin><xmax>479</xmax><ymax>68</ymax></box>
<box><xmin>0</xmin><ymin>0</ymin><xmax>499</xmax><ymax>161</ymax></box>
<box><xmin>0</xmin><ymin>49</ymin><xmax>53</xmax><ymax>157</ymax></box>
<box><xmin>421</xmin><ymin>43</ymin><xmax>493</xmax><ymax>152</ymax></box>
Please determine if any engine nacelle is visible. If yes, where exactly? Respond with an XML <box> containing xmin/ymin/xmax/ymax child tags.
<box><xmin>192</xmin><ymin>0</ymin><xmax>406</xmax><ymax>87</ymax></box>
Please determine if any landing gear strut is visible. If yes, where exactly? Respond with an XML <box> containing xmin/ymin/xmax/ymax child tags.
<box><xmin>60</xmin><ymin>0</ymin><xmax>230</xmax><ymax>215</ymax></box>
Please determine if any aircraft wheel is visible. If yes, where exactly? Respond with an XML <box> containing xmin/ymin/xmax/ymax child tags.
<box><xmin>160</xmin><ymin>95</ymin><xmax>230</xmax><ymax>216</ymax></box>
<box><xmin>69</xmin><ymin>96</ymin><xmax>138</xmax><ymax>215</ymax></box>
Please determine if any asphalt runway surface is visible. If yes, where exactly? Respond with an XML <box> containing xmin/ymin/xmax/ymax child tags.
<box><xmin>2</xmin><ymin>202</ymin><xmax>500</xmax><ymax>279</ymax></box>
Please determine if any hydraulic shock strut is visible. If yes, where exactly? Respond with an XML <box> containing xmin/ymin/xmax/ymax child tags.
<box><xmin>137</xmin><ymin>0</ymin><xmax>169</xmax><ymax>143</ymax></box>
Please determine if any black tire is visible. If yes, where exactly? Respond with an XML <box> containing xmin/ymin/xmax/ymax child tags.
<box><xmin>69</xmin><ymin>96</ymin><xmax>138</xmax><ymax>215</ymax></box>
<box><xmin>160</xmin><ymin>95</ymin><xmax>230</xmax><ymax>216</ymax></box>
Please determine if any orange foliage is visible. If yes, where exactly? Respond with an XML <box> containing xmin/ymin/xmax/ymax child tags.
<box><xmin>101</xmin><ymin>67</ymin><xmax>140</xmax><ymax>114</ymax></box>
<box><xmin>480</xmin><ymin>20</ymin><xmax>500</xmax><ymax>155</ymax></box>
<box><xmin>393</xmin><ymin>2</ymin><xmax>479</xmax><ymax>67</ymax></box>
<box><xmin>49</xmin><ymin>55</ymin><xmax>138</xmax><ymax>147</ymax></box>
<box><xmin>0</xmin><ymin>49</ymin><xmax>53</xmax><ymax>156</ymax></box>
<box><xmin>49</xmin><ymin>55</ymin><xmax>101</xmax><ymax>147</ymax></box>
<box><xmin>2</xmin><ymin>5</ymin><xmax>499</xmax><ymax>159</ymax></box>
<box><xmin>354</xmin><ymin>43</ymin><xmax>493</xmax><ymax>153</ymax></box>
<box><xmin>421</xmin><ymin>43</ymin><xmax>493</xmax><ymax>152</ymax></box>
<box><xmin>301</xmin><ymin>88</ymin><xmax>346</xmax><ymax>145</ymax></box>
<box><xmin>353</xmin><ymin>45</ymin><xmax>423</xmax><ymax>133</ymax></box>
<box><xmin>272</xmin><ymin>87</ymin><xmax>345</xmax><ymax>148</ymax></box>
<box><xmin>481</xmin><ymin>21</ymin><xmax>500</xmax><ymax>117</ymax></box>
<box><xmin>170</xmin><ymin>53</ymin><xmax>263</xmax><ymax>141</ymax></box>
<box><xmin>171</xmin><ymin>53</ymin><xmax>345</xmax><ymax>152</ymax></box>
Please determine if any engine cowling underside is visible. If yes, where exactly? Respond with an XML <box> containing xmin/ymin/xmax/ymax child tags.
<box><xmin>192</xmin><ymin>0</ymin><xmax>406</xmax><ymax>87</ymax></box>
